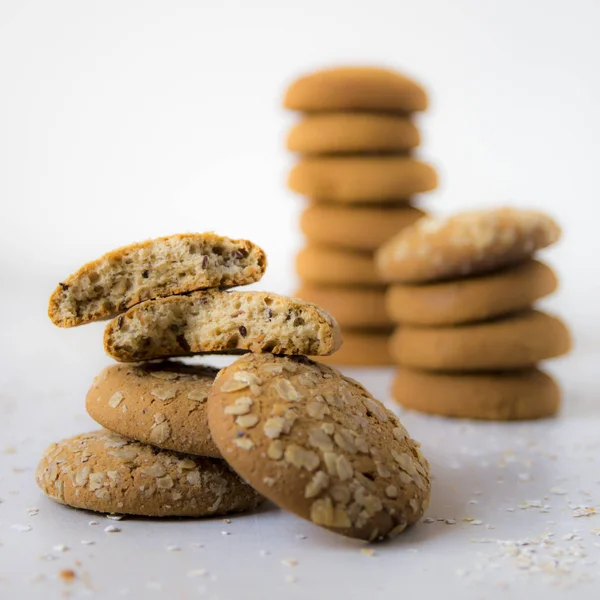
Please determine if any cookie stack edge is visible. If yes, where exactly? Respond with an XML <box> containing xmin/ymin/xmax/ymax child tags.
<box><xmin>284</xmin><ymin>65</ymin><xmax>438</xmax><ymax>366</ymax></box>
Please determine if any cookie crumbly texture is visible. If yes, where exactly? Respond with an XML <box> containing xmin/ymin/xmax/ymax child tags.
<box><xmin>386</xmin><ymin>260</ymin><xmax>558</xmax><ymax>326</ymax></box>
<box><xmin>377</xmin><ymin>208</ymin><xmax>561</xmax><ymax>283</ymax></box>
<box><xmin>296</xmin><ymin>246</ymin><xmax>383</xmax><ymax>287</ymax></box>
<box><xmin>284</xmin><ymin>66</ymin><xmax>428</xmax><ymax>113</ymax></box>
<box><xmin>86</xmin><ymin>361</ymin><xmax>221</xmax><ymax>457</ymax></box>
<box><xmin>393</xmin><ymin>368</ymin><xmax>560</xmax><ymax>420</ymax></box>
<box><xmin>301</xmin><ymin>204</ymin><xmax>426</xmax><ymax>252</ymax></box>
<box><xmin>35</xmin><ymin>430</ymin><xmax>264</xmax><ymax>517</ymax></box>
<box><xmin>317</xmin><ymin>330</ymin><xmax>394</xmax><ymax>367</ymax></box>
<box><xmin>288</xmin><ymin>157</ymin><xmax>438</xmax><ymax>204</ymax></box>
<box><xmin>48</xmin><ymin>233</ymin><xmax>267</xmax><ymax>327</ymax></box>
<box><xmin>207</xmin><ymin>354</ymin><xmax>430</xmax><ymax>541</ymax></box>
<box><xmin>295</xmin><ymin>285</ymin><xmax>392</xmax><ymax>329</ymax></box>
<box><xmin>390</xmin><ymin>310</ymin><xmax>571</xmax><ymax>371</ymax></box>
<box><xmin>104</xmin><ymin>290</ymin><xmax>342</xmax><ymax>362</ymax></box>
<box><xmin>287</xmin><ymin>113</ymin><xmax>421</xmax><ymax>155</ymax></box>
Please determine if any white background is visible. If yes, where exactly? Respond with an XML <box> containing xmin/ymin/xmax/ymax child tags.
<box><xmin>1</xmin><ymin>1</ymin><xmax>599</xmax><ymax>599</ymax></box>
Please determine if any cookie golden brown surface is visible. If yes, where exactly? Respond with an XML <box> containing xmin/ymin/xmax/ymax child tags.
<box><xmin>377</xmin><ymin>208</ymin><xmax>561</xmax><ymax>283</ymax></box>
<box><xmin>104</xmin><ymin>290</ymin><xmax>341</xmax><ymax>362</ymax></box>
<box><xmin>300</xmin><ymin>204</ymin><xmax>426</xmax><ymax>252</ymax></box>
<box><xmin>284</xmin><ymin>66</ymin><xmax>428</xmax><ymax>113</ymax></box>
<box><xmin>317</xmin><ymin>330</ymin><xmax>394</xmax><ymax>367</ymax></box>
<box><xmin>390</xmin><ymin>310</ymin><xmax>571</xmax><ymax>371</ymax></box>
<box><xmin>296</xmin><ymin>246</ymin><xmax>383</xmax><ymax>287</ymax></box>
<box><xmin>386</xmin><ymin>260</ymin><xmax>558</xmax><ymax>326</ymax></box>
<box><xmin>86</xmin><ymin>361</ymin><xmax>221</xmax><ymax>457</ymax></box>
<box><xmin>288</xmin><ymin>157</ymin><xmax>438</xmax><ymax>203</ymax></box>
<box><xmin>393</xmin><ymin>368</ymin><xmax>560</xmax><ymax>420</ymax></box>
<box><xmin>295</xmin><ymin>285</ymin><xmax>392</xmax><ymax>329</ymax></box>
<box><xmin>49</xmin><ymin>233</ymin><xmax>267</xmax><ymax>327</ymax></box>
<box><xmin>36</xmin><ymin>430</ymin><xmax>264</xmax><ymax>517</ymax></box>
<box><xmin>287</xmin><ymin>113</ymin><xmax>420</xmax><ymax>155</ymax></box>
<box><xmin>207</xmin><ymin>354</ymin><xmax>430</xmax><ymax>541</ymax></box>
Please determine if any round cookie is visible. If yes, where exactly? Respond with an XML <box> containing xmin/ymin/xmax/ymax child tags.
<box><xmin>287</xmin><ymin>113</ymin><xmax>421</xmax><ymax>155</ymax></box>
<box><xmin>288</xmin><ymin>157</ymin><xmax>438</xmax><ymax>203</ymax></box>
<box><xmin>207</xmin><ymin>354</ymin><xmax>431</xmax><ymax>541</ymax></box>
<box><xmin>300</xmin><ymin>204</ymin><xmax>426</xmax><ymax>252</ymax></box>
<box><xmin>104</xmin><ymin>290</ymin><xmax>342</xmax><ymax>362</ymax></box>
<box><xmin>377</xmin><ymin>207</ymin><xmax>561</xmax><ymax>283</ymax></box>
<box><xmin>35</xmin><ymin>430</ymin><xmax>264</xmax><ymax>517</ymax></box>
<box><xmin>390</xmin><ymin>310</ymin><xmax>571</xmax><ymax>371</ymax></box>
<box><xmin>48</xmin><ymin>233</ymin><xmax>267</xmax><ymax>327</ymax></box>
<box><xmin>386</xmin><ymin>260</ymin><xmax>558</xmax><ymax>326</ymax></box>
<box><xmin>294</xmin><ymin>285</ymin><xmax>392</xmax><ymax>329</ymax></box>
<box><xmin>296</xmin><ymin>246</ymin><xmax>382</xmax><ymax>287</ymax></box>
<box><xmin>86</xmin><ymin>361</ymin><xmax>221</xmax><ymax>458</ymax></box>
<box><xmin>283</xmin><ymin>66</ymin><xmax>428</xmax><ymax>113</ymax></box>
<box><xmin>392</xmin><ymin>368</ymin><xmax>560</xmax><ymax>420</ymax></box>
<box><xmin>317</xmin><ymin>330</ymin><xmax>394</xmax><ymax>367</ymax></box>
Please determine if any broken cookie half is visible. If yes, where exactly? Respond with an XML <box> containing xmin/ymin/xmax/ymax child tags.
<box><xmin>103</xmin><ymin>290</ymin><xmax>342</xmax><ymax>362</ymax></box>
<box><xmin>48</xmin><ymin>233</ymin><xmax>267</xmax><ymax>327</ymax></box>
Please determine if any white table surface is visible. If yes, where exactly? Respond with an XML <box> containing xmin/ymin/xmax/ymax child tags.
<box><xmin>1</xmin><ymin>274</ymin><xmax>598</xmax><ymax>600</ymax></box>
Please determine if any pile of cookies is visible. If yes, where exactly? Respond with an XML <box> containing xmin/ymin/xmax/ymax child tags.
<box><xmin>37</xmin><ymin>233</ymin><xmax>431</xmax><ymax>541</ymax></box>
<box><xmin>376</xmin><ymin>207</ymin><xmax>572</xmax><ymax>420</ymax></box>
<box><xmin>284</xmin><ymin>66</ymin><xmax>438</xmax><ymax>366</ymax></box>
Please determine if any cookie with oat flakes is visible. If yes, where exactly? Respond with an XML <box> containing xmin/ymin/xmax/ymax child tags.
<box><xmin>103</xmin><ymin>290</ymin><xmax>341</xmax><ymax>362</ymax></box>
<box><xmin>35</xmin><ymin>430</ymin><xmax>264</xmax><ymax>517</ymax></box>
<box><xmin>49</xmin><ymin>233</ymin><xmax>267</xmax><ymax>327</ymax></box>
<box><xmin>86</xmin><ymin>361</ymin><xmax>221</xmax><ymax>458</ymax></box>
<box><xmin>376</xmin><ymin>207</ymin><xmax>561</xmax><ymax>283</ymax></box>
<box><xmin>206</xmin><ymin>353</ymin><xmax>431</xmax><ymax>541</ymax></box>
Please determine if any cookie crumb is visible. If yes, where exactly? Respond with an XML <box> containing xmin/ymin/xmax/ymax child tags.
<box><xmin>53</xmin><ymin>544</ymin><xmax>69</xmax><ymax>552</ymax></box>
<box><xmin>361</xmin><ymin>548</ymin><xmax>376</xmax><ymax>557</ymax></box>
<box><xmin>58</xmin><ymin>569</ymin><xmax>76</xmax><ymax>583</ymax></box>
<box><xmin>104</xmin><ymin>525</ymin><xmax>121</xmax><ymax>533</ymax></box>
<box><xmin>281</xmin><ymin>558</ymin><xmax>298</xmax><ymax>567</ymax></box>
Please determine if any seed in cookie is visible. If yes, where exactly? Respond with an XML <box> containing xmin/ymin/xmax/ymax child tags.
<box><xmin>35</xmin><ymin>430</ymin><xmax>264</xmax><ymax>517</ymax></box>
<box><xmin>85</xmin><ymin>360</ymin><xmax>221</xmax><ymax>457</ymax></box>
<box><xmin>207</xmin><ymin>354</ymin><xmax>431</xmax><ymax>541</ymax></box>
<box><xmin>48</xmin><ymin>233</ymin><xmax>267</xmax><ymax>327</ymax></box>
<box><xmin>104</xmin><ymin>290</ymin><xmax>341</xmax><ymax>362</ymax></box>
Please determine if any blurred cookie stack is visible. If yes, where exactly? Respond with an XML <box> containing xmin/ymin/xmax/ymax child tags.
<box><xmin>284</xmin><ymin>66</ymin><xmax>438</xmax><ymax>366</ymax></box>
<box><xmin>376</xmin><ymin>208</ymin><xmax>572</xmax><ymax>420</ymax></box>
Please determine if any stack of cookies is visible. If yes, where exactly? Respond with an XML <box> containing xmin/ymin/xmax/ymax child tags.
<box><xmin>283</xmin><ymin>66</ymin><xmax>438</xmax><ymax>366</ymax></box>
<box><xmin>376</xmin><ymin>208</ymin><xmax>572</xmax><ymax>420</ymax></box>
<box><xmin>36</xmin><ymin>232</ymin><xmax>431</xmax><ymax>541</ymax></box>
